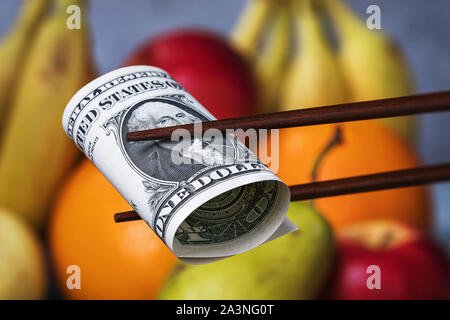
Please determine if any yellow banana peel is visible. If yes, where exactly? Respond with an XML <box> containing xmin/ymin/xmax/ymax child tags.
<box><xmin>0</xmin><ymin>0</ymin><xmax>50</xmax><ymax>136</ymax></box>
<box><xmin>324</xmin><ymin>0</ymin><xmax>416</xmax><ymax>141</ymax></box>
<box><xmin>230</xmin><ymin>0</ymin><xmax>274</xmax><ymax>62</ymax></box>
<box><xmin>254</xmin><ymin>3</ymin><xmax>291</xmax><ymax>113</ymax></box>
<box><xmin>0</xmin><ymin>0</ymin><xmax>96</xmax><ymax>227</ymax></box>
<box><xmin>280</xmin><ymin>0</ymin><xmax>348</xmax><ymax>110</ymax></box>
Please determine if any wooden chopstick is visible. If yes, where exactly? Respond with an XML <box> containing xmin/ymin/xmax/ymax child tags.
<box><xmin>115</xmin><ymin>92</ymin><xmax>450</xmax><ymax>223</ymax></box>
<box><xmin>127</xmin><ymin>91</ymin><xmax>450</xmax><ymax>141</ymax></box>
<box><xmin>114</xmin><ymin>163</ymin><xmax>450</xmax><ymax>223</ymax></box>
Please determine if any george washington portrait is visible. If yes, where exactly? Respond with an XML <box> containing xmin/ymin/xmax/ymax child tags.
<box><xmin>121</xmin><ymin>98</ymin><xmax>236</xmax><ymax>182</ymax></box>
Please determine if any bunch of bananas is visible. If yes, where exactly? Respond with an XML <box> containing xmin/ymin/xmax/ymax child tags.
<box><xmin>230</xmin><ymin>0</ymin><xmax>416</xmax><ymax>141</ymax></box>
<box><xmin>0</xmin><ymin>0</ymin><xmax>96</xmax><ymax>228</ymax></box>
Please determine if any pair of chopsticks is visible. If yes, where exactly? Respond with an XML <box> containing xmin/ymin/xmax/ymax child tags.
<box><xmin>115</xmin><ymin>91</ymin><xmax>450</xmax><ymax>223</ymax></box>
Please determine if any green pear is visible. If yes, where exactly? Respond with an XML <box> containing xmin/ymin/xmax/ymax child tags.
<box><xmin>158</xmin><ymin>201</ymin><xmax>335</xmax><ymax>299</ymax></box>
<box><xmin>0</xmin><ymin>209</ymin><xmax>47</xmax><ymax>299</ymax></box>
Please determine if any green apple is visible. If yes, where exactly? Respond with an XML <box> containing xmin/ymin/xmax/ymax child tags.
<box><xmin>158</xmin><ymin>201</ymin><xmax>334</xmax><ymax>299</ymax></box>
<box><xmin>0</xmin><ymin>209</ymin><xmax>46</xmax><ymax>299</ymax></box>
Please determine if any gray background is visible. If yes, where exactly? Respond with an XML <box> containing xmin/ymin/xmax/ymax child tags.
<box><xmin>0</xmin><ymin>0</ymin><xmax>449</xmax><ymax>251</ymax></box>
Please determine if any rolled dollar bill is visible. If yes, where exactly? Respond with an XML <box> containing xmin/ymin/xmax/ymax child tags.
<box><xmin>62</xmin><ymin>66</ymin><xmax>295</xmax><ymax>264</ymax></box>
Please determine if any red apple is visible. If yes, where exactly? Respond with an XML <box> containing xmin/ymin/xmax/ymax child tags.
<box><xmin>327</xmin><ymin>220</ymin><xmax>449</xmax><ymax>300</ymax></box>
<box><xmin>122</xmin><ymin>29</ymin><xmax>258</xmax><ymax>119</ymax></box>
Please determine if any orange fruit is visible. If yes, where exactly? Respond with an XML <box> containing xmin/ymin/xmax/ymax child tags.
<box><xmin>275</xmin><ymin>121</ymin><xmax>430</xmax><ymax>230</ymax></box>
<box><xmin>49</xmin><ymin>160</ymin><xmax>176</xmax><ymax>299</ymax></box>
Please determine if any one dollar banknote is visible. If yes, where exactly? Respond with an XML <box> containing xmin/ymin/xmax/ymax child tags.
<box><xmin>62</xmin><ymin>66</ymin><xmax>296</xmax><ymax>264</ymax></box>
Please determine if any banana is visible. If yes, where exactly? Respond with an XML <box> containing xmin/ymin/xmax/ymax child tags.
<box><xmin>254</xmin><ymin>3</ymin><xmax>291</xmax><ymax>114</ymax></box>
<box><xmin>230</xmin><ymin>0</ymin><xmax>274</xmax><ymax>62</ymax></box>
<box><xmin>279</xmin><ymin>0</ymin><xmax>347</xmax><ymax>110</ymax></box>
<box><xmin>0</xmin><ymin>0</ymin><xmax>50</xmax><ymax>136</ymax></box>
<box><xmin>0</xmin><ymin>0</ymin><xmax>96</xmax><ymax>227</ymax></box>
<box><xmin>324</xmin><ymin>0</ymin><xmax>416</xmax><ymax>141</ymax></box>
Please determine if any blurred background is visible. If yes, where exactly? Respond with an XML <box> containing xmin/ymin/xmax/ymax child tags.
<box><xmin>0</xmin><ymin>0</ymin><xmax>448</xmax><ymax>300</ymax></box>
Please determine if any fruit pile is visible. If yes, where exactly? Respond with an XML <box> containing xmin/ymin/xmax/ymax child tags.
<box><xmin>231</xmin><ymin>0</ymin><xmax>416</xmax><ymax>141</ymax></box>
<box><xmin>0</xmin><ymin>0</ymin><xmax>448</xmax><ymax>300</ymax></box>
